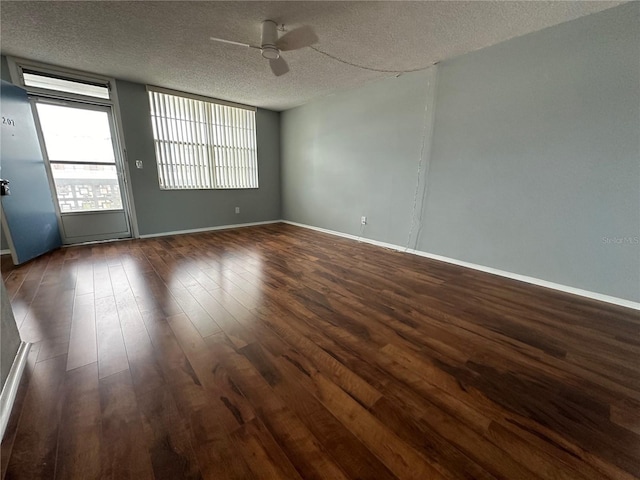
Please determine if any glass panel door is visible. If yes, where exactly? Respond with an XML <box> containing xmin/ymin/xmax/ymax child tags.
<box><xmin>34</xmin><ymin>100</ymin><xmax>131</xmax><ymax>243</ymax></box>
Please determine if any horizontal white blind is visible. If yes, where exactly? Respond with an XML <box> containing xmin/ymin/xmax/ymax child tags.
<box><xmin>148</xmin><ymin>90</ymin><xmax>258</xmax><ymax>190</ymax></box>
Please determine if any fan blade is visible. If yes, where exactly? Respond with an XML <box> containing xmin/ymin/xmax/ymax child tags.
<box><xmin>276</xmin><ymin>25</ymin><xmax>318</xmax><ymax>51</ymax></box>
<box><xmin>269</xmin><ymin>56</ymin><xmax>289</xmax><ymax>76</ymax></box>
<box><xmin>210</xmin><ymin>36</ymin><xmax>259</xmax><ymax>49</ymax></box>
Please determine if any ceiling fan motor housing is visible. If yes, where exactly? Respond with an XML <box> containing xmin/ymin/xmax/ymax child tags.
<box><xmin>261</xmin><ymin>20</ymin><xmax>280</xmax><ymax>59</ymax></box>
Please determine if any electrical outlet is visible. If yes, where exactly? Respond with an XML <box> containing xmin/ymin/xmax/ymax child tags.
<box><xmin>135</xmin><ymin>160</ymin><xmax>143</xmax><ymax>169</ymax></box>
<box><xmin>235</xmin><ymin>207</ymin><xmax>240</xmax><ymax>214</ymax></box>
<box><xmin>361</xmin><ymin>216</ymin><xmax>367</xmax><ymax>225</ymax></box>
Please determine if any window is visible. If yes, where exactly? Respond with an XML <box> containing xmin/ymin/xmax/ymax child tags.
<box><xmin>22</xmin><ymin>69</ymin><xmax>111</xmax><ymax>99</ymax></box>
<box><xmin>147</xmin><ymin>87</ymin><xmax>258</xmax><ymax>190</ymax></box>
<box><xmin>36</xmin><ymin>102</ymin><xmax>123</xmax><ymax>213</ymax></box>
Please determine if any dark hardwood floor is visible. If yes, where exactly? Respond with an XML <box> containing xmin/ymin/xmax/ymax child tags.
<box><xmin>1</xmin><ymin>223</ymin><xmax>639</xmax><ymax>479</ymax></box>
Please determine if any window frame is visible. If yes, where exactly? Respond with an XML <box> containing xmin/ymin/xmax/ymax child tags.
<box><xmin>146</xmin><ymin>85</ymin><xmax>259</xmax><ymax>191</ymax></box>
<box><xmin>8</xmin><ymin>57</ymin><xmax>114</xmax><ymax>104</ymax></box>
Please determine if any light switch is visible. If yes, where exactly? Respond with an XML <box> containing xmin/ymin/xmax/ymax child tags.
<box><xmin>135</xmin><ymin>160</ymin><xmax>143</xmax><ymax>169</ymax></box>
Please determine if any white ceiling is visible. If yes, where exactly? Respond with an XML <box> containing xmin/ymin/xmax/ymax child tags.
<box><xmin>0</xmin><ymin>1</ymin><xmax>622</xmax><ymax>111</ymax></box>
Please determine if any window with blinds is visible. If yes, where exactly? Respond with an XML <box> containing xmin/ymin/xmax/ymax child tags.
<box><xmin>148</xmin><ymin>88</ymin><xmax>258</xmax><ymax>190</ymax></box>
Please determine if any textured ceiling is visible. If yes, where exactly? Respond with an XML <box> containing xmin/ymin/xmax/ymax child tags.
<box><xmin>0</xmin><ymin>1</ymin><xmax>623</xmax><ymax>111</ymax></box>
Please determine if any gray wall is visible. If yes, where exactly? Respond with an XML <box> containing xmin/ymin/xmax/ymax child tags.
<box><xmin>281</xmin><ymin>3</ymin><xmax>640</xmax><ymax>303</ymax></box>
<box><xmin>282</xmin><ymin>68</ymin><xmax>437</xmax><ymax>247</ymax></box>
<box><xmin>1</xmin><ymin>280</ymin><xmax>21</xmax><ymax>388</ymax></box>
<box><xmin>419</xmin><ymin>1</ymin><xmax>639</xmax><ymax>303</ymax></box>
<box><xmin>116</xmin><ymin>80</ymin><xmax>281</xmax><ymax>236</ymax></box>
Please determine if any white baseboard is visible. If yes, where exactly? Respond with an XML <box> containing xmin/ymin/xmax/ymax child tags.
<box><xmin>282</xmin><ymin>220</ymin><xmax>640</xmax><ymax>311</ymax></box>
<box><xmin>0</xmin><ymin>342</ymin><xmax>31</xmax><ymax>441</ymax></box>
<box><xmin>0</xmin><ymin>249</ymin><xmax>10</xmax><ymax>256</ymax></box>
<box><xmin>138</xmin><ymin>220</ymin><xmax>281</xmax><ymax>239</ymax></box>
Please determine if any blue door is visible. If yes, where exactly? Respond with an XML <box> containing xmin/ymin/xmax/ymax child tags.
<box><xmin>1</xmin><ymin>81</ymin><xmax>61</xmax><ymax>264</ymax></box>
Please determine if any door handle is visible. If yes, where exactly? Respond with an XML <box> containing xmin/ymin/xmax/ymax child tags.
<box><xmin>0</xmin><ymin>179</ymin><xmax>10</xmax><ymax>196</ymax></box>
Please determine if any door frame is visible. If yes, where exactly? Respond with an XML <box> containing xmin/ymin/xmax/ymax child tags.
<box><xmin>7</xmin><ymin>56</ymin><xmax>140</xmax><ymax>241</ymax></box>
<box><xmin>31</xmin><ymin>97</ymin><xmax>132</xmax><ymax>244</ymax></box>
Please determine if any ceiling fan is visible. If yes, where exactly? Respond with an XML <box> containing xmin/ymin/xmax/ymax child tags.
<box><xmin>210</xmin><ymin>20</ymin><xmax>318</xmax><ymax>77</ymax></box>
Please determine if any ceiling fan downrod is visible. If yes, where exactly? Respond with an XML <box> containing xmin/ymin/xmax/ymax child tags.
<box><xmin>260</xmin><ymin>20</ymin><xmax>280</xmax><ymax>60</ymax></box>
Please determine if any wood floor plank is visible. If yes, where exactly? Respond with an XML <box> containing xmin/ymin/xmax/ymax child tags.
<box><xmin>75</xmin><ymin>262</ymin><xmax>94</xmax><ymax>297</ymax></box>
<box><xmin>95</xmin><ymin>295</ymin><xmax>129</xmax><ymax>379</ymax></box>
<box><xmin>112</xmin><ymin>276</ymin><xmax>165</xmax><ymax>395</ymax></box>
<box><xmin>124</xmin><ymin>264</ymin><xmax>182</xmax><ymax>317</ymax></box>
<box><xmin>137</xmin><ymin>386</ymin><xmax>203</xmax><ymax>480</ymax></box>
<box><xmin>18</xmin><ymin>277</ymin><xmax>70</xmax><ymax>345</ymax></box>
<box><xmin>230</xmin><ymin>418</ymin><xmax>303</xmax><ymax>480</ymax></box>
<box><xmin>140</xmin><ymin>310</ymin><xmax>256</xmax><ymax>479</ymax></box>
<box><xmin>55</xmin><ymin>362</ymin><xmax>101</xmax><ymax>480</ymax></box>
<box><xmin>207</xmin><ymin>334</ymin><xmax>352</xmax><ymax>480</ymax></box>
<box><xmin>166</xmin><ymin>314</ymin><xmax>255</xmax><ymax>432</ymax></box>
<box><xmin>370</xmin><ymin>394</ymin><xmax>497</xmax><ymax>480</ymax></box>
<box><xmin>2</xmin><ymin>259</ymin><xmax>31</xmax><ymax>300</ymax></box>
<box><xmin>256</xmin><ymin>303</ymin><xmax>384</xmax><ymax>408</ymax></box>
<box><xmin>4</xmin><ymin>354</ymin><xmax>67</xmax><ymax>480</ymax></box>
<box><xmin>240</xmin><ymin>341</ymin><xmax>399</xmax><ymax>480</ymax></box>
<box><xmin>99</xmin><ymin>370</ymin><xmax>154</xmax><ymax>479</ymax></box>
<box><xmin>0</xmin><ymin>343</ymin><xmax>40</xmax><ymax>480</ymax></box>
<box><xmin>66</xmin><ymin>292</ymin><xmax>97</xmax><ymax>371</ymax></box>
<box><xmin>316</xmin><ymin>370</ymin><xmax>447</xmax><ymax>479</ymax></box>
<box><xmin>189</xmin><ymin>285</ymin><xmax>253</xmax><ymax>348</ymax></box>
<box><xmin>187</xmin><ymin>404</ymin><xmax>258</xmax><ymax>480</ymax></box>
<box><xmin>35</xmin><ymin>287</ymin><xmax>73</xmax><ymax>363</ymax></box>
<box><xmin>169</xmin><ymin>287</ymin><xmax>221</xmax><ymax>338</ymax></box>
<box><xmin>375</xmin><ymin>343</ymin><xmax>609</xmax><ymax>480</ymax></box>
<box><xmin>10</xmin><ymin>254</ymin><xmax>50</xmax><ymax>309</ymax></box>
<box><xmin>93</xmin><ymin>261</ymin><xmax>114</xmax><ymax>300</ymax></box>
